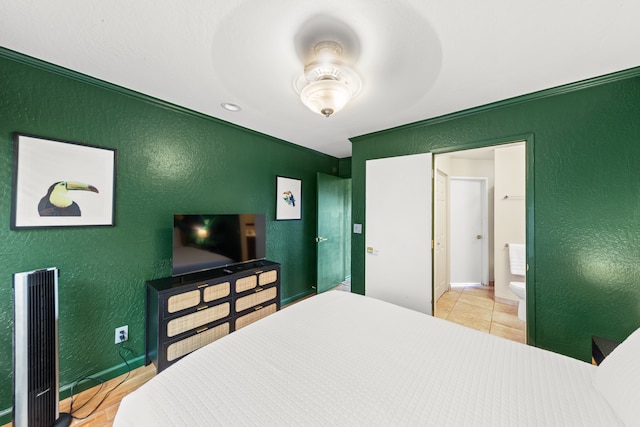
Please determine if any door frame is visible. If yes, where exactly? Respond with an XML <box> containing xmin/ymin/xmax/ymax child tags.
<box><xmin>433</xmin><ymin>168</ymin><xmax>449</xmax><ymax>301</ymax></box>
<box><xmin>431</xmin><ymin>133</ymin><xmax>535</xmax><ymax>344</ymax></box>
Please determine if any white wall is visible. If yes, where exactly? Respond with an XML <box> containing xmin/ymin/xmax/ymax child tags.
<box><xmin>493</xmin><ymin>144</ymin><xmax>526</xmax><ymax>301</ymax></box>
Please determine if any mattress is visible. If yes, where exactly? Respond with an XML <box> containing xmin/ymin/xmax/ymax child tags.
<box><xmin>114</xmin><ymin>291</ymin><xmax>625</xmax><ymax>426</ymax></box>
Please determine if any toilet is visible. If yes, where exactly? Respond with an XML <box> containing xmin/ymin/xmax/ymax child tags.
<box><xmin>507</xmin><ymin>243</ymin><xmax>527</xmax><ymax>321</ymax></box>
<box><xmin>509</xmin><ymin>281</ymin><xmax>526</xmax><ymax>320</ymax></box>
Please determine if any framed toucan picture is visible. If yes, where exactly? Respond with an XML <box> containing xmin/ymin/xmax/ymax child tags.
<box><xmin>11</xmin><ymin>133</ymin><xmax>117</xmax><ymax>229</ymax></box>
<box><xmin>275</xmin><ymin>175</ymin><xmax>301</xmax><ymax>220</ymax></box>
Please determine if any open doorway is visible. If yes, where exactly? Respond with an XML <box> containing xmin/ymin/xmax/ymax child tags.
<box><xmin>316</xmin><ymin>173</ymin><xmax>352</xmax><ymax>294</ymax></box>
<box><xmin>434</xmin><ymin>142</ymin><xmax>526</xmax><ymax>343</ymax></box>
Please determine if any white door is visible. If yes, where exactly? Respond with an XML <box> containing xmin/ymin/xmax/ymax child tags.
<box><xmin>449</xmin><ymin>177</ymin><xmax>488</xmax><ymax>285</ymax></box>
<box><xmin>365</xmin><ymin>153</ymin><xmax>433</xmax><ymax>314</ymax></box>
<box><xmin>434</xmin><ymin>169</ymin><xmax>449</xmax><ymax>301</ymax></box>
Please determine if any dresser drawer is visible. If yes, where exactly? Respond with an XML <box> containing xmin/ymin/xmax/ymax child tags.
<box><xmin>235</xmin><ymin>286</ymin><xmax>278</xmax><ymax>312</ymax></box>
<box><xmin>236</xmin><ymin>271</ymin><xmax>277</xmax><ymax>293</ymax></box>
<box><xmin>203</xmin><ymin>282</ymin><xmax>230</xmax><ymax>302</ymax></box>
<box><xmin>167</xmin><ymin>289</ymin><xmax>200</xmax><ymax>313</ymax></box>
<box><xmin>235</xmin><ymin>303</ymin><xmax>277</xmax><ymax>330</ymax></box>
<box><xmin>165</xmin><ymin>281</ymin><xmax>230</xmax><ymax>316</ymax></box>
<box><xmin>166</xmin><ymin>302</ymin><xmax>230</xmax><ymax>337</ymax></box>
<box><xmin>258</xmin><ymin>270</ymin><xmax>277</xmax><ymax>286</ymax></box>
<box><xmin>235</xmin><ymin>275</ymin><xmax>257</xmax><ymax>293</ymax></box>
<box><xmin>166</xmin><ymin>322</ymin><xmax>230</xmax><ymax>362</ymax></box>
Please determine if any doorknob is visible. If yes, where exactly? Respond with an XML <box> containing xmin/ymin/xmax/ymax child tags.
<box><xmin>315</xmin><ymin>237</ymin><xmax>328</xmax><ymax>243</ymax></box>
<box><xmin>476</xmin><ymin>235</ymin><xmax>482</xmax><ymax>239</ymax></box>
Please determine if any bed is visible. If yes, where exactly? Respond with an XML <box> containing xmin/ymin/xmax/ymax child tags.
<box><xmin>114</xmin><ymin>291</ymin><xmax>640</xmax><ymax>426</ymax></box>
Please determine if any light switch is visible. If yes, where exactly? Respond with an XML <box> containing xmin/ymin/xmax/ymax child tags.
<box><xmin>353</xmin><ymin>223</ymin><xmax>362</xmax><ymax>234</ymax></box>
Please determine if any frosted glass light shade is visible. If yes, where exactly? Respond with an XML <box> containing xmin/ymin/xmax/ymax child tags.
<box><xmin>295</xmin><ymin>41</ymin><xmax>361</xmax><ymax>117</ymax></box>
<box><xmin>300</xmin><ymin>79</ymin><xmax>352</xmax><ymax>117</ymax></box>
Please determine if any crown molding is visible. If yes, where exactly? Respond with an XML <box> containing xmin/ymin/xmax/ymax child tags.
<box><xmin>0</xmin><ymin>47</ymin><xmax>338</xmax><ymax>160</ymax></box>
<box><xmin>351</xmin><ymin>65</ymin><xmax>640</xmax><ymax>142</ymax></box>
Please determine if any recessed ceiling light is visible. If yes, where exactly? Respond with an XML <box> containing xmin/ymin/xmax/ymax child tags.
<box><xmin>221</xmin><ymin>102</ymin><xmax>242</xmax><ymax>112</ymax></box>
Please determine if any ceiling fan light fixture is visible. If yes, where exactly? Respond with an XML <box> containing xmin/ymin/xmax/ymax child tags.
<box><xmin>300</xmin><ymin>78</ymin><xmax>353</xmax><ymax>118</ymax></box>
<box><xmin>296</xmin><ymin>41</ymin><xmax>361</xmax><ymax>118</ymax></box>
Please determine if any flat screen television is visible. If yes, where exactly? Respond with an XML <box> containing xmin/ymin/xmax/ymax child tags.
<box><xmin>172</xmin><ymin>214</ymin><xmax>266</xmax><ymax>276</ymax></box>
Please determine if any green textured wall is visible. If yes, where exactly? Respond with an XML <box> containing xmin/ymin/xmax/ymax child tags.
<box><xmin>351</xmin><ymin>69</ymin><xmax>640</xmax><ymax>362</ymax></box>
<box><xmin>0</xmin><ymin>51</ymin><xmax>337</xmax><ymax>419</ymax></box>
<box><xmin>338</xmin><ymin>157</ymin><xmax>352</xmax><ymax>178</ymax></box>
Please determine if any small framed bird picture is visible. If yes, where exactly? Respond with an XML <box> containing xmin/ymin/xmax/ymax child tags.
<box><xmin>275</xmin><ymin>176</ymin><xmax>301</xmax><ymax>220</ymax></box>
<box><xmin>11</xmin><ymin>133</ymin><xmax>117</xmax><ymax>229</ymax></box>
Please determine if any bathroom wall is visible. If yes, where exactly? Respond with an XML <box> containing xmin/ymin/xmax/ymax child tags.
<box><xmin>494</xmin><ymin>144</ymin><xmax>526</xmax><ymax>301</ymax></box>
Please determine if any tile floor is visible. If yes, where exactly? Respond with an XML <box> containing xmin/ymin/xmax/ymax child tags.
<box><xmin>332</xmin><ymin>281</ymin><xmax>351</xmax><ymax>292</ymax></box>
<box><xmin>435</xmin><ymin>285</ymin><xmax>526</xmax><ymax>344</ymax></box>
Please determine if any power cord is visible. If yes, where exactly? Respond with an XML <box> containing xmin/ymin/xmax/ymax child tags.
<box><xmin>68</xmin><ymin>343</ymin><xmax>134</xmax><ymax>420</ymax></box>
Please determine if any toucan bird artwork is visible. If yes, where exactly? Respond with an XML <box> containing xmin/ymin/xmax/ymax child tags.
<box><xmin>38</xmin><ymin>181</ymin><xmax>99</xmax><ymax>216</ymax></box>
<box><xmin>282</xmin><ymin>190</ymin><xmax>296</xmax><ymax>207</ymax></box>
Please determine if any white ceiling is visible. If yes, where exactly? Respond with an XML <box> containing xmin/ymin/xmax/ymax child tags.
<box><xmin>1</xmin><ymin>0</ymin><xmax>639</xmax><ymax>158</ymax></box>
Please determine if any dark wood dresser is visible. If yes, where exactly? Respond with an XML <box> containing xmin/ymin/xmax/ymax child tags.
<box><xmin>146</xmin><ymin>260</ymin><xmax>280</xmax><ymax>372</ymax></box>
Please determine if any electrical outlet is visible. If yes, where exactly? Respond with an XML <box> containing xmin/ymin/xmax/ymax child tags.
<box><xmin>115</xmin><ymin>325</ymin><xmax>128</xmax><ymax>344</ymax></box>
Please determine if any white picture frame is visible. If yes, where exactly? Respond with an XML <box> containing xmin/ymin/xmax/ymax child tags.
<box><xmin>275</xmin><ymin>176</ymin><xmax>301</xmax><ymax>220</ymax></box>
<box><xmin>11</xmin><ymin>133</ymin><xmax>117</xmax><ymax>229</ymax></box>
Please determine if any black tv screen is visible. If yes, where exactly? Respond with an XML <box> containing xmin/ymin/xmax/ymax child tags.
<box><xmin>172</xmin><ymin>214</ymin><xmax>266</xmax><ymax>276</ymax></box>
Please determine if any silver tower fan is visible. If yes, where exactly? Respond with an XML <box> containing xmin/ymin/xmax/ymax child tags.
<box><xmin>13</xmin><ymin>267</ymin><xmax>71</xmax><ymax>427</ymax></box>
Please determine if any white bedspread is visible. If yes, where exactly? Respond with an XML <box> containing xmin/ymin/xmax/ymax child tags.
<box><xmin>114</xmin><ymin>291</ymin><xmax>623</xmax><ymax>426</ymax></box>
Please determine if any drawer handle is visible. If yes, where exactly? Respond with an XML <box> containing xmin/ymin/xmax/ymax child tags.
<box><xmin>196</xmin><ymin>305</ymin><xmax>208</xmax><ymax>311</ymax></box>
<box><xmin>254</xmin><ymin>305</ymin><xmax>263</xmax><ymax>311</ymax></box>
<box><xmin>255</xmin><ymin>270</ymin><xmax>263</xmax><ymax>275</ymax></box>
<box><xmin>254</xmin><ymin>287</ymin><xmax>263</xmax><ymax>293</ymax></box>
<box><xmin>196</xmin><ymin>326</ymin><xmax>208</xmax><ymax>333</ymax></box>
<box><xmin>197</xmin><ymin>283</ymin><xmax>209</xmax><ymax>288</ymax></box>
